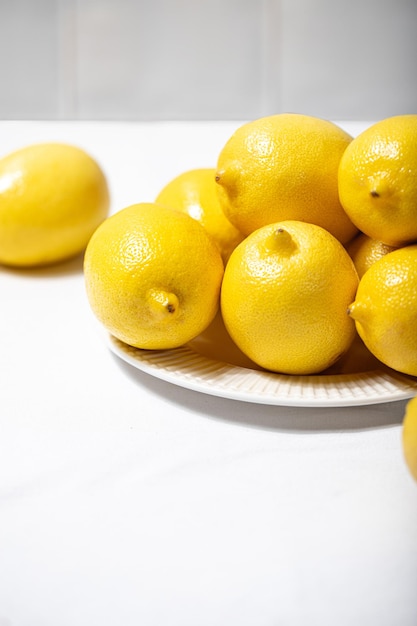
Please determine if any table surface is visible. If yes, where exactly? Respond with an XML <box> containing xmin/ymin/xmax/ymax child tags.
<box><xmin>0</xmin><ymin>120</ymin><xmax>416</xmax><ymax>626</ymax></box>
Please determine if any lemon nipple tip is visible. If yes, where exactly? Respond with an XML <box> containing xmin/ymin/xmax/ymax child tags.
<box><xmin>347</xmin><ymin>301</ymin><xmax>367</xmax><ymax>322</ymax></box>
<box><xmin>147</xmin><ymin>288</ymin><xmax>180</xmax><ymax>321</ymax></box>
<box><xmin>265</xmin><ymin>227</ymin><xmax>297</xmax><ymax>255</ymax></box>
<box><xmin>215</xmin><ymin>170</ymin><xmax>224</xmax><ymax>184</ymax></box>
<box><xmin>368</xmin><ymin>174</ymin><xmax>391</xmax><ymax>199</ymax></box>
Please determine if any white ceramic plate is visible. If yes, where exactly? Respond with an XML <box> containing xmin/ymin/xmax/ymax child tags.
<box><xmin>106</xmin><ymin>320</ymin><xmax>417</xmax><ymax>407</ymax></box>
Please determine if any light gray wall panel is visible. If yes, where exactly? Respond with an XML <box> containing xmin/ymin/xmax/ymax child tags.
<box><xmin>279</xmin><ymin>0</ymin><xmax>417</xmax><ymax>120</ymax></box>
<box><xmin>0</xmin><ymin>0</ymin><xmax>415</xmax><ymax>121</ymax></box>
<box><xmin>0</xmin><ymin>0</ymin><xmax>61</xmax><ymax>119</ymax></box>
<box><xmin>76</xmin><ymin>0</ymin><xmax>266</xmax><ymax>120</ymax></box>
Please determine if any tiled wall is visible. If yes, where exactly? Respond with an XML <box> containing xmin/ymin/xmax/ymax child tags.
<box><xmin>0</xmin><ymin>0</ymin><xmax>416</xmax><ymax>121</ymax></box>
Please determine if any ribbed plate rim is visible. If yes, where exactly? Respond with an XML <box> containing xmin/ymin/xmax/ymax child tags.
<box><xmin>106</xmin><ymin>334</ymin><xmax>417</xmax><ymax>407</ymax></box>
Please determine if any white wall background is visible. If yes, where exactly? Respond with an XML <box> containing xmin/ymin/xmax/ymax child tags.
<box><xmin>0</xmin><ymin>0</ymin><xmax>416</xmax><ymax>121</ymax></box>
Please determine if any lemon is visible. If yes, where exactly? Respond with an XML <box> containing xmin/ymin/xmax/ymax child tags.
<box><xmin>84</xmin><ymin>202</ymin><xmax>224</xmax><ymax>350</ymax></box>
<box><xmin>215</xmin><ymin>113</ymin><xmax>358</xmax><ymax>244</ymax></box>
<box><xmin>338</xmin><ymin>115</ymin><xmax>417</xmax><ymax>247</ymax></box>
<box><xmin>346</xmin><ymin>232</ymin><xmax>398</xmax><ymax>278</ymax></box>
<box><xmin>0</xmin><ymin>143</ymin><xmax>109</xmax><ymax>267</ymax></box>
<box><xmin>402</xmin><ymin>396</ymin><xmax>417</xmax><ymax>483</ymax></box>
<box><xmin>348</xmin><ymin>244</ymin><xmax>417</xmax><ymax>376</ymax></box>
<box><xmin>156</xmin><ymin>168</ymin><xmax>244</xmax><ymax>264</ymax></box>
<box><xmin>221</xmin><ymin>220</ymin><xmax>359</xmax><ymax>375</ymax></box>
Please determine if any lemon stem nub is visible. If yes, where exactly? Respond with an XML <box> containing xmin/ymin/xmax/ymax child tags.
<box><xmin>147</xmin><ymin>289</ymin><xmax>180</xmax><ymax>321</ymax></box>
<box><xmin>215</xmin><ymin>170</ymin><xmax>224</xmax><ymax>184</ymax></box>
<box><xmin>368</xmin><ymin>175</ymin><xmax>390</xmax><ymax>199</ymax></box>
<box><xmin>347</xmin><ymin>301</ymin><xmax>367</xmax><ymax>323</ymax></box>
<box><xmin>265</xmin><ymin>228</ymin><xmax>298</xmax><ymax>255</ymax></box>
<box><xmin>346</xmin><ymin>301</ymin><xmax>357</xmax><ymax>318</ymax></box>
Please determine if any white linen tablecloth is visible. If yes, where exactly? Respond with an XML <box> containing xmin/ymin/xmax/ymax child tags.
<box><xmin>0</xmin><ymin>120</ymin><xmax>416</xmax><ymax>626</ymax></box>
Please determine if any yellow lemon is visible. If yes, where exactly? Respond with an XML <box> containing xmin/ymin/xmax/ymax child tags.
<box><xmin>84</xmin><ymin>202</ymin><xmax>224</xmax><ymax>350</ymax></box>
<box><xmin>402</xmin><ymin>396</ymin><xmax>417</xmax><ymax>483</ymax></box>
<box><xmin>0</xmin><ymin>142</ymin><xmax>109</xmax><ymax>267</ymax></box>
<box><xmin>156</xmin><ymin>168</ymin><xmax>244</xmax><ymax>263</ymax></box>
<box><xmin>338</xmin><ymin>115</ymin><xmax>417</xmax><ymax>247</ymax></box>
<box><xmin>348</xmin><ymin>244</ymin><xmax>417</xmax><ymax>376</ymax></box>
<box><xmin>221</xmin><ymin>220</ymin><xmax>359</xmax><ymax>374</ymax></box>
<box><xmin>215</xmin><ymin>113</ymin><xmax>358</xmax><ymax>244</ymax></box>
<box><xmin>346</xmin><ymin>232</ymin><xmax>398</xmax><ymax>278</ymax></box>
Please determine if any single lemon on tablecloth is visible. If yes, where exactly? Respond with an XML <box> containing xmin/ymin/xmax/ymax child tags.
<box><xmin>221</xmin><ymin>220</ymin><xmax>359</xmax><ymax>375</ymax></box>
<box><xmin>155</xmin><ymin>168</ymin><xmax>244</xmax><ymax>264</ymax></box>
<box><xmin>215</xmin><ymin>113</ymin><xmax>357</xmax><ymax>244</ymax></box>
<box><xmin>0</xmin><ymin>143</ymin><xmax>109</xmax><ymax>267</ymax></box>
<box><xmin>348</xmin><ymin>244</ymin><xmax>417</xmax><ymax>376</ymax></box>
<box><xmin>338</xmin><ymin>115</ymin><xmax>417</xmax><ymax>247</ymax></box>
<box><xmin>84</xmin><ymin>203</ymin><xmax>224</xmax><ymax>349</ymax></box>
<box><xmin>346</xmin><ymin>232</ymin><xmax>398</xmax><ymax>278</ymax></box>
<box><xmin>402</xmin><ymin>396</ymin><xmax>417</xmax><ymax>483</ymax></box>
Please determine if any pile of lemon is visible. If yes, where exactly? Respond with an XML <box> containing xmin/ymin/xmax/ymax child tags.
<box><xmin>83</xmin><ymin>113</ymin><xmax>417</xmax><ymax>380</ymax></box>
<box><xmin>84</xmin><ymin>113</ymin><xmax>417</xmax><ymax>485</ymax></box>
